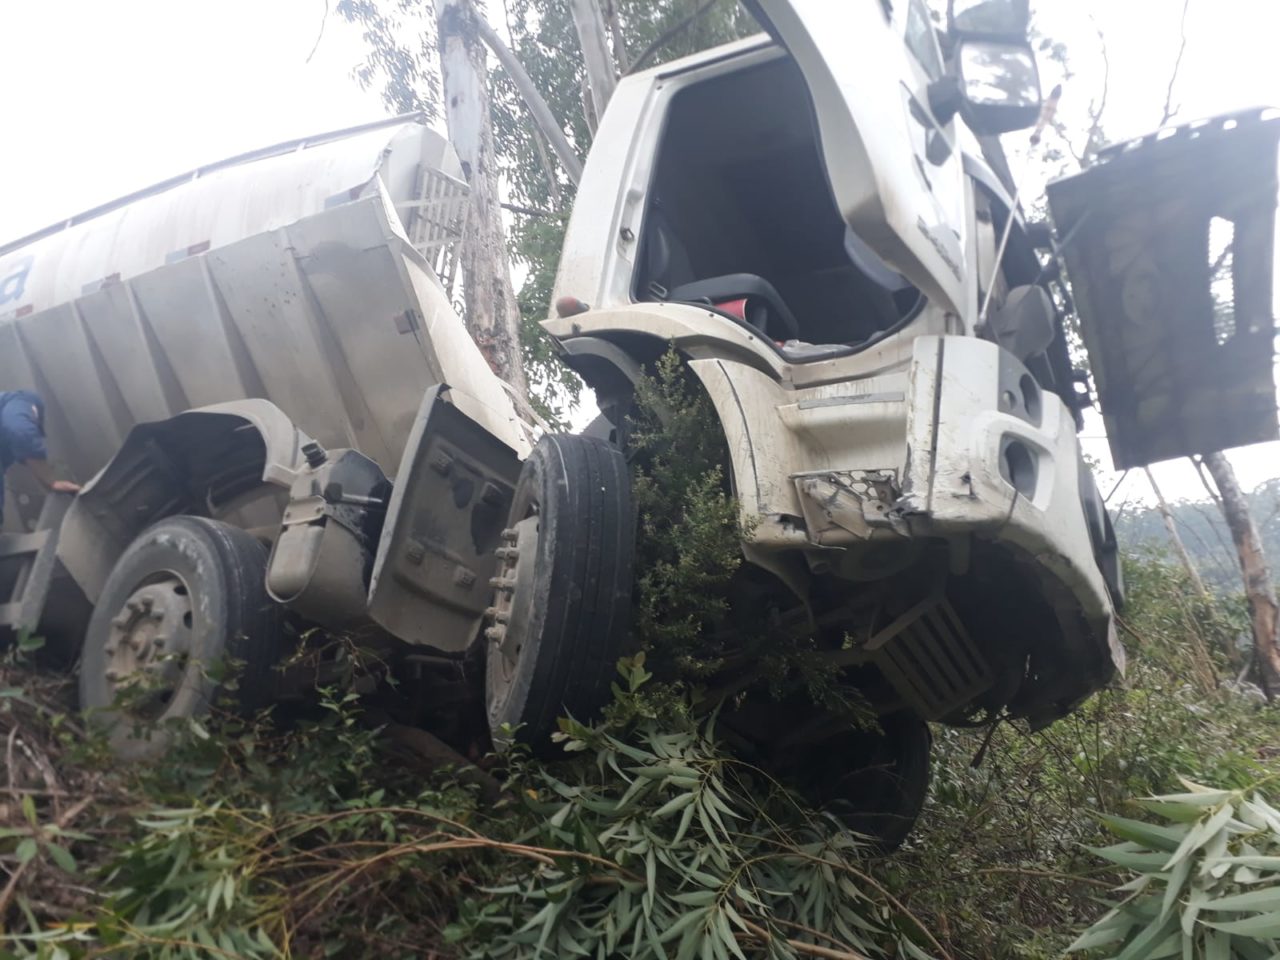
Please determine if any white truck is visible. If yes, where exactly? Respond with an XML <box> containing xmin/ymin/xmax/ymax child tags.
<box><xmin>1</xmin><ymin>0</ymin><xmax>1275</xmax><ymax>845</ymax></box>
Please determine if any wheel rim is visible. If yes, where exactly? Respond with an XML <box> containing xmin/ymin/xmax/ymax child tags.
<box><xmin>487</xmin><ymin>512</ymin><xmax>540</xmax><ymax>713</ymax></box>
<box><xmin>102</xmin><ymin>573</ymin><xmax>194</xmax><ymax>719</ymax></box>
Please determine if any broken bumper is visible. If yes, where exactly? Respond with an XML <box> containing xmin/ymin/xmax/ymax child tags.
<box><xmin>688</xmin><ymin>334</ymin><xmax>1122</xmax><ymax>685</ymax></box>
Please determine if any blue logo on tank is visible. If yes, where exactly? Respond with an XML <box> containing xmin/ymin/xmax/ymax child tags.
<box><xmin>0</xmin><ymin>256</ymin><xmax>33</xmax><ymax>306</ymax></box>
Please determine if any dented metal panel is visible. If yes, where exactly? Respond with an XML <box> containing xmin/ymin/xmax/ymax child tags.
<box><xmin>1047</xmin><ymin>109</ymin><xmax>1280</xmax><ymax>468</ymax></box>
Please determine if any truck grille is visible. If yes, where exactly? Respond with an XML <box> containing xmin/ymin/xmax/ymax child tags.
<box><xmin>873</xmin><ymin>597</ymin><xmax>992</xmax><ymax>721</ymax></box>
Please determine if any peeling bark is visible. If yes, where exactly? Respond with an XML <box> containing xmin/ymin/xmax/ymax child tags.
<box><xmin>433</xmin><ymin>0</ymin><xmax>529</xmax><ymax>400</ymax></box>
<box><xmin>1204</xmin><ymin>450</ymin><xmax>1280</xmax><ymax>697</ymax></box>
<box><xmin>569</xmin><ymin>0</ymin><xmax>618</xmax><ymax>121</ymax></box>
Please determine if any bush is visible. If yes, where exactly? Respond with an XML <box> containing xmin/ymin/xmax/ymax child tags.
<box><xmin>1072</xmin><ymin>781</ymin><xmax>1280</xmax><ymax>957</ymax></box>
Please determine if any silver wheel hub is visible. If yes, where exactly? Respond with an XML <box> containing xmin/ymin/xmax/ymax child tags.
<box><xmin>103</xmin><ymin>576</ymin><xmax>194</xmax><ymax>715</ymax></box>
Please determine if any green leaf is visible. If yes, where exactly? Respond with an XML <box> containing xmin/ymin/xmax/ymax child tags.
<box><xmin>1100</xmin><ymin>816</ymin><xmax>1189</xmax><ymax>853</ymax></box>
<box><xmin>44</xmin><ymin>842</ymin><xmax>76</xmax><ymax>873</ymax></box>
<box><xmin>1217</xmin><ymin>856</ymin><xmax>1280</xmax><ymax>872</ymax></box>
<box><xmin>1204</xmin><ymin>929</ymin><xmax>1230</xmax><ymax>960</ymax></box>
<box><xmin>1204</xmin><ymin>912</ymin><xmax>1280</xmax><ymax>936</ymax></box>
<box><xmin>207</xmin><ymin>875</ymin><xmax>224</xmax><ymax>920</ymax></box>
<box><xmin>1089</xmin><ymin>844</ymin><xmax>1177</xmax><ymax>872</ymax></box>
<box><xmin>1114</xmin><ymin>914</ymin><xmax>1178</xmax><ymax>960</ymax></box>
<box><xmin>1067</xmin><ymin>909</ymin><xmax>1134</xmax><ymax>952</ymax></box>
<box><xmin>17</xmin><ymin>632</ymin><xmax>45</xmax><ymax>652</ymax></box>
<box><xmin>1161</xmin><ymin>856</ymin><xmax>1192</xmax><ymax>920</ymax></box>
<box><xmin>660</xmin><ymin>906</ymin><xmax>708</xmax><ymax>944</ymax></box>
<box><xmin>655</xmin><ymin>792</ymin><xmax>696</xmax><ymax>819</ymax></box>
<box><xmin>15</xmin><ymin>837</ymin><xmax>37</xmax><ymax>864</ymax></box>
<box><xmin>20</xmin><ymin>795</ymin><xmax>36</xmax><ymax>828</ymax></box>
<box><xmin>1164</xmin><ymin>804</ymin><xmax>1234</xmax><ymax>871</ymax></box>
<box><xmin>1202</xmin><ymin>886</ymin><xmax>1280</xmax><ymax>912</ymax></box>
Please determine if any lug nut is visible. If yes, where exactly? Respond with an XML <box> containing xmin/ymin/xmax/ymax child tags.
<box><xmin>484</xmin><ymin>607</ymin><xmax>509</xmax><ymax>624</ymax></box>
<box><xmin>104</xmin><ymin>669</ymin><xmax>121</xmax><ymax>683</ymax></box>
<box><xmin>485</xmin><ymin>626</ymin><xmax>506</xmax><ymax>643</ymax></box>
<box><xmin>496</xmin><ymin>546</ymin><xmax>519</xmax><ymax>560</ymax></box>
<box><xmin>489</xmin><ymin>576</ymin><xmax>516</xmax><ymax>591</ymax></box>
<box><xmin>501</xmin><ymin>527</ymin><xmax>519</xmax><ymax>543</ymax></box>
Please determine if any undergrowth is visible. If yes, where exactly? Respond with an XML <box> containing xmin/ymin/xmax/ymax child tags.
<box><xmin>1</xmin><ymin>360</ymin><xmax>1279</xmax><ymax>957</ymax></box>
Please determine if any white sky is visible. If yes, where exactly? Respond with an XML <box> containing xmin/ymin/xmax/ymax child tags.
<box><xmin>2</xmin><ymin>0</ymin><xmax>1278</xmax><ymax>505</ymax></box>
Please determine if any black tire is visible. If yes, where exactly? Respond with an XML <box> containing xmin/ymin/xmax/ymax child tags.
<box><xmin>787</xmin><ymin>714</ymin><xmax>933</xmax><ymax>852</ymax></box>
<box><xmin>79</xmin><ymin>516</ymin><xmax>281</xmax><ymax>761</ymax></box>
<box><xmin>485</xmin><ymin>434</ymin><xmax>634</xmax><ymax>749</ymax></box>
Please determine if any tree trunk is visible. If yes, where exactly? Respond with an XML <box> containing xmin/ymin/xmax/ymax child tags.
<box><xmin>1144</xmin><ymin>467</ymin><xmax>1209</xmax><ymax>600</ymax></box>
<box><xmin>569</xmin><ymin>0</ymin><xmax>618</xmax><ymax>122</ymax></box>
<box><xmin>603</xmin><ymin>0</ymin><xmax>630</xmax><ymax>72</ymax></box>
<box><xmin>433</xmin><ymin>0</ymin><xmax>529</xmax><ymax>399</ymax></box>
<box><xmin>1204</xmin><ymin>450</ymin><xmax>1280</xmax><ymax>697</ymax></box>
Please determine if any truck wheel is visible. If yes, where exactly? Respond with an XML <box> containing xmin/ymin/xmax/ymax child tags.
<box><xmin>79</xmin><ymin>516</ymin><xmax>281</xmax><ymax>761</ymax></box>
<box><xmin>485</xmin><ymin>434</ymin><xmax>634</xmax><ymax>751</ymax></box>
<box><xmin>790</xmin><ymin>713</ymin><xmax>933</xmax><ymax>851</ymax></box>
<box><xmin>768</xmin><ymin>716</ymin><xmax>931</xmax><ymax>855</ymax></box>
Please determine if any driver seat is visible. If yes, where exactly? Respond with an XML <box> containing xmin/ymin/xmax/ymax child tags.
<box><xmin>643</xmin><ymin>203</ymin><xmax>800</xmax><ymax>341</ymax></box>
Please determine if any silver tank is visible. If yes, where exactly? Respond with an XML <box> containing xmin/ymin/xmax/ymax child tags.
<box><xmin>0</xmin><ymin>116</ymin><xmax>527</xmax><ymax>529</ymax></box>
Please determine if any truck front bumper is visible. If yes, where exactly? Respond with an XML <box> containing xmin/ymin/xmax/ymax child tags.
<box><xmin>687</xmin><ymin>334</ymin><xmax>1123</xmax><ymax>715</ymax></box>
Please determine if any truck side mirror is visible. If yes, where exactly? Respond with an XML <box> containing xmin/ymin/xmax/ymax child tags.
<box><xmin>947</xmin><ymin>0</ymin><xmax>1030</xmax><ymax>40</ymax></box>
<box><xmin>955</xmin><ymin>40</ymin><xmax>1042</xmax><ymax>135</ymax></box>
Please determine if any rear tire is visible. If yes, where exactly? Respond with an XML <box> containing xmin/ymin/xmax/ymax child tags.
<box><xmin>485</xmin><ymin>434</ymin><xmax>634</xmax><ymax>750</ymax></box>
<box><xmin>79</xmin><ymin>516</ymin><xmax>281</xmax><ymax>761</ymax></box>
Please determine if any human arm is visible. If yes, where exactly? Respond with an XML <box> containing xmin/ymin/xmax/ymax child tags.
<box><xmin>23</xmin><ymin>458</ymin><xmax>80</xmax><ymax>494</ymax></box>
<box><xmin>3</xmin><ymin>399</ymin><xmax>79</xmax><ymax>494</ymax></box>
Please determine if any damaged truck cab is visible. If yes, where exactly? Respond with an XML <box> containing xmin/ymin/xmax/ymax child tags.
<box><xmin>549</xmin><ymin>0</ymin><xmax>1121</xmax><ymax>745</ymax></box>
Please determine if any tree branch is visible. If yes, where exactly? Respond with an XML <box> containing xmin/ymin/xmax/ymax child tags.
<box><xmin>629</xmin><ymin>0</ymin><xmax>721</xmax><ymax>74</ymax></box>
<box><xmin>469</xmin><ymin>3</ymin><xmax>585</xmax><ymax>184</ymax></box>
<box><xmin>1160</xmin><ymin>0</ymin><xmax>1192</xmax><ymax>126</ymax></box>
<box><xmin>1081</xmin><ymin>17</ymin><xmax>1109</xmax><ymax>164</ymax></box>
<box><xmin>305</xmin><ymin>0</ymin><xmax>329</xmax><ymax>64</ymax></box>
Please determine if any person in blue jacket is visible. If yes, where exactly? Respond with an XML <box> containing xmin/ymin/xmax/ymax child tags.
<box><xmin>0</xmin><ymin>391</ymin><xmax>80</xmax><ymax>527</ymax></box>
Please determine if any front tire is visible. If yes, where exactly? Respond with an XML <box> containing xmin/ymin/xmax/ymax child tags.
<box><xmin>485</xmin><ymin>434</ymin><xmax>634</xmax><ymax>750</ymax></box>
<box><xmin>792</xmin><ymin>714</ymin><xmax>933</xmax><ymax>851</ymax></box>
<box><xmin>79</xmin><ymin>516</ymin><xmax>282</xmax><ymax>760</ymax></box>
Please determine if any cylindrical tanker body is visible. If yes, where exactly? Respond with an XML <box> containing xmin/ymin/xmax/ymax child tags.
<box><xmin>0</xmin><ymin>115</ymin><xmax>525</xmax><ymax>531</ymax></box>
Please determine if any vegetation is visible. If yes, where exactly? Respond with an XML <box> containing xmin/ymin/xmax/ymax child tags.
<box><xmin>4</xmin><ymin>457</ymin><xmax>1280</xmax><ymax>959</ymax></box>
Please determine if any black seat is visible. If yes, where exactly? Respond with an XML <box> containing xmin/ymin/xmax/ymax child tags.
<box><xmin>667</xmin><ymin>273</ymin><xmax>801</xmax><ymax>341</ymax></box>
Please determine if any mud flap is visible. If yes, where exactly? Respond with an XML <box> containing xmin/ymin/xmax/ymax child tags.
<box><xmin>1047</xmin><ymin>109</ymin><xmax>1280</xmax><ymax>468</ymax></box>
<box><xmin>366</xmin><ymin>386</ymin><xmax>522</xmax><ymax>652</ymax></box>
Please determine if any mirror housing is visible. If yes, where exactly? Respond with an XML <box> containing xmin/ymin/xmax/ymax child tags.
<box><xmin>948</xmin><ymin>0</ymin><xmax>1031</xmax><ymax>41</ymax></box>
<box><xmin>955</xmin><ymin>40</ymin><xmax>1041</xmax><ymax>134</ymax></box>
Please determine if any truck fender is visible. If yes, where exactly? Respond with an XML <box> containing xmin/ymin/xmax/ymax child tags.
<box><xmin>365</xmin><ymin>385</ymin><xmax>524</xmax><ymax>652</ymax></box>
<box><xmin>57</xmin><ymin>400</ymin><xmax>310</xmax><ymax>602</ymax></box>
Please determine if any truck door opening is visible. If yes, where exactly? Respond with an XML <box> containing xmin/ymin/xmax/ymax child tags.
<box><xmin>635</xmin><ymin>54</ymin><xmax>924</xmax><ymax>354</ymax></box>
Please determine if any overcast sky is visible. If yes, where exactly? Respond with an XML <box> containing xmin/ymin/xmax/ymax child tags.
<box><xmin>2</xmin><ymin>0</ymin><xmax>1277</xmax><ymax>506</ymax></box>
